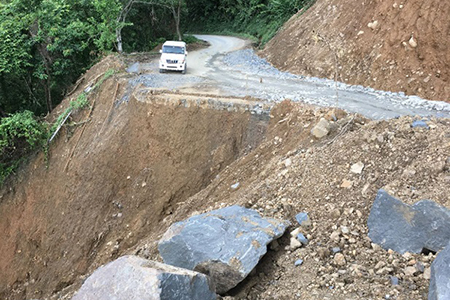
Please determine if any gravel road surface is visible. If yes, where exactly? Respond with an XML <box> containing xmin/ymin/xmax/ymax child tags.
<box><xmin>126</xmin><ymin>35</ymin><xmax>450</xmax><ymax>120</ymax></box>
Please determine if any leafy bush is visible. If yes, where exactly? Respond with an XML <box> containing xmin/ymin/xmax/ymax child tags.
<box><xmin>183</xmin><ymin>35</ymin><xmax>200</xmax><ymax>44</ymax></box>
<box><xmin>0</xmin><ymin>111</ymin><xmax>46</xmax><ymax>183</ymax></box>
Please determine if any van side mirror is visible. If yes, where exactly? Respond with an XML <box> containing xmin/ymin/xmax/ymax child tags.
<box><xmin>185</xmin><ymin>51</ymin><xmax>188</xmax><ymax>56</ymax></box>
<box><xmin>159</xmin><ymin>49</ymin><xmax>162</xmax><ymax>54</ymax></box>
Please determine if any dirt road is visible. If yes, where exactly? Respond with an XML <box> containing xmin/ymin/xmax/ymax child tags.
<box><xmin>127</xmin><ymin>35</ymin><xmax>450</xmax><ymax>119</ymax></box>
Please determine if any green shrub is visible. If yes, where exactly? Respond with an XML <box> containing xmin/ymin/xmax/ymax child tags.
<box><xmin>183</xmin><ymin>35</ymin><xmax>200</xmax><ymax>44</ymax></box>
<box><xmin>0</xmin><ymin>110</ymin><xmax>46</xmax><ymax>183</ymax></box>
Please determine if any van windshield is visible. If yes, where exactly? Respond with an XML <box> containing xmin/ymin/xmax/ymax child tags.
<box><xmin>162</xmin><ymin>46</ymin><xmax>185</xmax><ymax>54</ymax></box>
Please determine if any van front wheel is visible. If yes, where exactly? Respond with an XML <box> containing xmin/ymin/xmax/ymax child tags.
<box><xmin>182</xmin><ymin>65</ymin><xmax>187</xmax><ymax>74</ymax></box>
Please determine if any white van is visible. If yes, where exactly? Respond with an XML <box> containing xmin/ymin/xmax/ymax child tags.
<box><xmin>159</xmin><ymin>41</ymin><xmax>188</xmax><ymax>74</ymax></box>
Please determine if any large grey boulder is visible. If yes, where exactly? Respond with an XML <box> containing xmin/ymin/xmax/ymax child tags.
<box><xmin>368</xmin><ymin>189</ymin><xmax>450</xmax><ymax>254</ymax></box>
<box><xmin>429</xmin><ymin>241</ymin><xmax>450</xmax><ymax>300</ymax></box>
<box><xmin>71</xmin><ymin>256</ymin><xmax>216</xmax><ymax>300</ymax></box>
<box><xmin>158</xmin><ymin>205</ymin><xmax>289</xmax><ymax>294</ymax></box>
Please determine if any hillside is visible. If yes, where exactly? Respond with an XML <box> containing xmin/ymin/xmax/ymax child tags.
<box><xmin>261</xmin><ymin>0</ymin><xmax>450</xmax><ymax>102</ymax></box>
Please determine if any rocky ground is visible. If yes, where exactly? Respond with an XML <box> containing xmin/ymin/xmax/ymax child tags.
<box><xmin>262</xmin><ymin>0</ymin><xmax>450</xmax><ymax>103</ymax></box>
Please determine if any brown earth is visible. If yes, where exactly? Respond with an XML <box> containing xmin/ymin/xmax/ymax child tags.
<box><xmin>1</xmin><ymin>55</ymin><xmax>450</xmax><ymax>299</ymax></box>
<box><xmin>0</xmin><ymin>56</ymin><xmax>268</xmax><ymax>300</ymax></box>
<box><xmin>261</xmin><ymin>0</ymin><xmax>450</xmax><ymax>102</ymax></box>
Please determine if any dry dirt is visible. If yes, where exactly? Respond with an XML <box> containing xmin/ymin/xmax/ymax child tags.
<box><xmin>261</xmin><ymin>0</ymin><xmax>450</xmax><ymax>103</ymax></box>
<box><xmin>1</xmin><ymin>55</ymin><xmax>449</xmax><ymax>299</ymax></box>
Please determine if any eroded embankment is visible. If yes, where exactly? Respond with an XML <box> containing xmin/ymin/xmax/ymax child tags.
<box><xmin>0</xmin><ymin>62</ymin><xmax>269</xmax><ymax>300</ymax></box>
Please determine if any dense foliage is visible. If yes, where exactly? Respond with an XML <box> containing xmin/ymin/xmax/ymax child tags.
<box><xmin>185</xmin><ymin>0</ymin><xmax>315</xmax><ymax>45</ymax></box>
<box><xmin>0</xmin><ymin>110</ymin><xmax>45</xmax><ymax>182</ymax></box>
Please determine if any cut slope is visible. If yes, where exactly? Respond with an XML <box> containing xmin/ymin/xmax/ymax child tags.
<box><xmin>262</xmin><ymin>0</ymin><xmax>450</xmax><ymax>102</ymax></box>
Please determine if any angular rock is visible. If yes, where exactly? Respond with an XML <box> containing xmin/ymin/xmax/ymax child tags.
<box><xmin>295</xmin><ymin>212</ymin><xmax>310</xmax><ymax>226</ymax></box>
<box><xmin>368</xmin><ymin>189</ymin><xmax>450</xmax><ymax>254</ymax></box>
<box><xmin>429</xmin><ymin>242</ymin><xmax>450</xmax><ymax>300</ymax></box>
<box><xmin>71</xmin><ymin>256</ymin><xmax>216</xmax><ymax>300</ymax></box>
<box><xmin>350</xmin><ymin>162</ymin><xmax>365</xmax><ymax>174</ymax></box>
<box><xmin>311</xmin><ymin>118</ymin><xmax>331</xmax><ymax>138</ymax></box>
<box><xmin>412</xmin><ymin>120</ymin><xmax>430</xmax><ymax>129</ymax></box>
<box><xmin>158</xmin><ymin>205</ymin><xmax>289</xmax><ymax>294</ymax></box>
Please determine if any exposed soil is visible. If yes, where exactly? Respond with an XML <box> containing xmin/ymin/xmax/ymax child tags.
<box><xmin>0</xmin><ymin>55</ymin><xmax>268</xmax><ymax>300</ymax></box>
<box><xmin>261</xmin><ymin>0</ymin><xmax>450</xmax><ymax>102</ymax></box>
<box><xmin>1</xmin><ymin>51</ymin><xmax>450</xmax><ymax>299</ymax></box>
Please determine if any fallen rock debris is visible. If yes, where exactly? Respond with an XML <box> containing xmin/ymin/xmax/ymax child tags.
<box><xmin>368</xmin><ymin>189</ymin><xmax>450</xmax><ymax>254</ymax></box>
<box><xmin>158</xmin><ymin>205</ymin><xmax>289</xmax><ymax>294</ymax></box>
<box><xmin>71</xmin><ymin>256</ymin><xmax>216</xmax><ymax>300</ymax></box>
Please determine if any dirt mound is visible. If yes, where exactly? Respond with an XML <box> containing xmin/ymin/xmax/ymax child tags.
<box><xmin>261</xmin><ymin>0</ymin><xmax>450</xmax><ymax>102</ymax></box>
<box><xmin>0</xmin><ymin>56</ymin><xmax>268</xmax><ymax>300</ymax></box>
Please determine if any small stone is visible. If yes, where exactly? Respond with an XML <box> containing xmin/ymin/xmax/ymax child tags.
<box><xmin>311</xmin><ymin>118</ymin><xmax>331</xmax><ymax>139</ymax></box>
<box><xmin>330</xmin><ymin>231</ymin><xmax>341</xmax><ymax>243</ymax></box>
<box><xmin>350</xmin><ymin>162</ymin><xmax>365</xmax><ymax>174</ymax></box>
<box><xmin>230</xmin><ymin>183</ymin><xmax>240</xmax><ymax>189</ymax></box>
<box><xmin>270</xmin><ymin>240</ymin><xmax>280</xmax><ymax>251</ymax></box>
<box><xmin>340</xmin><ymin>226</ymin><xmax>350</xmax><ymax>234</ymax></box>
<box><xmin>423</xmin><ymin>267</ymin><xmax>431</xmax><ymax>280</ymax></box>
<box><xmin>408</xmin><ymin>36</ymin><xmax>417</xmax><ymax>48</ymax></box>
<box><xmin>411</xmin><ymin>120</ymin><xmax>429</xmax><ymax>129</ymax></box>
<box><xmin>284</xmin><ymin>158</ymin><xmax>292</xmax><ymax>167</ymax></box>
<box><xmin>341</xmin><ymin>179</ymin><xmax>353</xmax><ymax>189</ymax></box>
<box><xmin>332</xmin><ymin>247</ymin><xmax>341</xmax><ymax>254</ymax></box>
<box><xmin>375</xmin><ymin>261</ymin><xmax>386</xmax><ymax>270</ymax></box>
<box><xmin>404</xmin><ymin>266</ymin><xmax>417</xmax><ymax>277</ymax></box>
<box><xmin>290</xmin><ymin>237</ymin><xmax>302</xmax><ymax>250</ymax></box>
<box><xmin>390</xmin><ymin>276</ymin><xmax>399</xmax><ymax>286</ymax></box>
<box><xmin>295</xmin><ymin>259</ymin><xmax>304</xmax><ymax>266</ymax></box>
<box><xmin>296</xmin><ymin>233</ymin><xmax>309</xmax><ymax>245</ymax></box>
<box><xmin>295</xmin><ymin>212</ymin><xmax>310</xmax><ymax>226</ymax></box>
<box><xmin>415</xmin><ymin>262</ymin><xmax>425</xmax><ymax>273</ymax></box>
<box><xmin>334</xmin><ymin>253</ymin><xmax>346</xmax><ymax>266</ymax></box>
<box><xmin>330</xmin><ymin>208</ymin><xmax>341</xmax><ymax>219</ymax></box>
<box><xmin>317</xmin><ymin>248</ymin><xmax>331</xmax><ymax>259</ymax></box>
<box><xmin>367</xmin><ymin>20</ymin><xmax>378</xmax><ymax>30</ymax></box>
<box><xmin>290</xmin><ymin>228</ymin><xmax>301</xmax><ymax>237</ymax></box>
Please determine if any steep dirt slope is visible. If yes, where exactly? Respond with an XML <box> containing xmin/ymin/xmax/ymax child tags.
<box><xmin>0</xmin><ymin>56</ymin><xmax>268</xmax><ymax>300</ymax></box>
<box><xmin>262</xmin><ymin>0</ymin><xmax>450</xmax><ymax>102</ymax></box>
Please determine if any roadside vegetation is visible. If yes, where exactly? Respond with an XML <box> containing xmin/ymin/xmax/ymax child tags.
<box><xmin>0</xmin><ymin>0</ymin><xmax>314</xmax><ymax>184</ymax></box>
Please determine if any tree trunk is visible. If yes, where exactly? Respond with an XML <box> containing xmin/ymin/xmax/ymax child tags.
<box><xmin>116</xmin><ymin>0</ymin><xmax>135</xmax><ymax>53</ymax></box>
<box><xmin>116</xmin><ymin>27</ymin><xmax>123</xmax><ymax>53</ymax></box>
<box><xmin>172</xmin><ymin>2</ymin><xmax>182</xmax><ymax>41</ymax></box>
<box><xmin>29</xmin><ymin>23</ymin><xmax>53</xmax><ymax>113</ymax></box>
